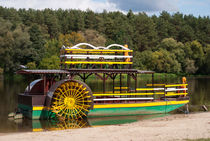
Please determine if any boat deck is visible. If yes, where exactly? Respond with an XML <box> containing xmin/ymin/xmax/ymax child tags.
<box><xmin>17</xmin><ymin>69</ymin><xmax>155</xmax><ymax>74</ymax></box>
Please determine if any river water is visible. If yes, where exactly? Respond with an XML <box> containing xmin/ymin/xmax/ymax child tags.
<box><xmin>0</xmin><ymin>74</ymin><xmax>209</xmax><ymax>133</ymax></box>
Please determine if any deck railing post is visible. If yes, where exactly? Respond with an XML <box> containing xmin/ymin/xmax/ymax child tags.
<box><xmin>83</xmin><ymin>74</ymin><xmax>86</xmax><ymax>83</ymax></box>
<box><xmin>135</xmin><ymin>73</ymin><xmax>137</xmax><ymax>93</ymax></box>
<box><xmin>27</xmin><ymin>76</ymin><xmax>30</xmax><ymax>94</ymax></box>
<box><xmin>152</xmin><ymin>73</ymin><xmax>155</xmax><ymax>100</ymax></box>
<box><xmin>103</xmin><ymin>73</ymin><xmax>106</xmax><ymax>93</ymax></box>
<box><xmin>112</xmin><ymin>73</ymin><xmax>115</xmax><ymax>93</ymax></box>
<box><xmin>120</xmin><ymin>73</ymin><xmax>122</xmax><ymax>93</ymax></box>
<box><xmin>43</xmin><ymin>74</ymin><xmax>46</xmax><ymax>95</ymax></box>
<box><xmin>127</xmin><ymin>73</ymin><xmax>130</xmax><ymax>93</ymax></box>
<box><xmin>164</xmin><ymin>85</ymin><xmax>166</xmax><ymax>100</ymax></box>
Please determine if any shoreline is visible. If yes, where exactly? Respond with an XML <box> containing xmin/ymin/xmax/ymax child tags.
<box><xmin>0</xmin><ymin>112</ymin><xmax>210</xmax><ymax>141</ymax></box>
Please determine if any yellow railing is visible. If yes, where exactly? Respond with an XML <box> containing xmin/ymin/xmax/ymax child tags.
<box><xmin>64</xmin><ymin>49</ymin><xmax>133</xmax><ymax>53</ymax></box>
<box><xmin>165</xmin><ymin>84</ymin><xmax>188</xmax><ymax>87</ymax></box>
<box><xmin>93</xmin><ymin>83</ymin><xmax>188</xmax><ymax>98</ymax></box>
<box><xmin>146</xmin><ymin>84</ymin><xmax>188</xmax><ymax>87</ymax></box>
<box><xmin>62</xmin><ymin>61</ymin><xmax>133</xmax><ymax>65</ymax></box>
<box><xmin>146</xmin><ymin>84</ymin><xmax>165</xmax><ymax>87</ymax></box>
<box><xmin>114</xmin><ymin>87</ymin><xmax>128</xmax><ymax>90</ymax></box>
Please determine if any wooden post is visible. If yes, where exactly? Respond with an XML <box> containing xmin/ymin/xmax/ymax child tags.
<box><xmin>135</xmin><ymin>73</ymin><xmax>137</xmax><ymax>93</ymax></box>
<box><xmin>103</xmin><ymin>73</ymin><xmax>106</xmax><ymax>93</ymax></box>
<box><xmin>27</xmin><ymin>76</ymin><xmax>30</xmax><ymax>94</ymax></box>
<box><xmin>127</xmin><ymin>74</ymin><xmax>130</xmax><ymax>93</ymax></box>
<box><xmin>43</xmin><ymin>74</ymin><xmax>46</xmax><ymax>95</ymax></box>
<box><xmin>83</xmin><ymin>73</ymin><xmax>86</xmax><ymax>83</ymax></box>
<box><xmin>120</xmin><ymin>73</ymin><xmax>122</xmax><ymax>93</ymax></box>
<box><xmin>112</xmin><ymin>74</ymin><xmax>115</xmax><ymax>93</ymax></box>
<box><xmin>152</xmin><ymin>73</ymin><xmax>155</xmax><ymax>100</ymax></box>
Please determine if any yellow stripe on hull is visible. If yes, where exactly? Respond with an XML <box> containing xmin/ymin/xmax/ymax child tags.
<box><xmin>33</xmin><ymin>106</ymin><xmax>50</xmax><ymax>110</ymax></box>
<box><xmin>33</xmin><ymin>128</ymin><xmax>44</xmax><ymax>132</ymax></box>
<box><xmin>32</xmin><ymin>100</ymin><xmax>189</xmax><ymax>111</ymax></box>
<box><xmin>93</xmin><ymin>100</ymin><xmax>189</xmax><ymax>109</ymax></box>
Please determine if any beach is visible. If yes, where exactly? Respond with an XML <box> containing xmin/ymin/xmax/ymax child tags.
<box><xmin>0</xmin><ymin>112</ymin><xmax>210</xmax><ymax>141</ymax></box>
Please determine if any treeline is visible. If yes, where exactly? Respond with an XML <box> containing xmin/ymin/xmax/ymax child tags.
<box><xmin>0</xmin><ymin>7</ymin><xmax>210</xmax><ymax>74</ymax></box>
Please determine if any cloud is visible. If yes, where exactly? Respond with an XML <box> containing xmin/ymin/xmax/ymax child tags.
<box><xmin>0</xmin><ymin>0</ymin><xmax>178</xmax><ymax>13</ymax></box>
<box><xmin>108</xmin><ymin>0</ymin><xmax>178</xmax><ymax>12</ymax></box>
<box><xmin>0</xmin><ymin>0</ymin><xmax>118</xmax><ymax>12</ymax></box>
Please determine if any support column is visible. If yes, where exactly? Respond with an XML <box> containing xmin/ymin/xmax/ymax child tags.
<box><xmin>27</xmin><ymin>76</ymin><xmax>30</xmax><ymax>94</ymax></box>
<box><xmin>103</xmin><ymin>73</ymin><xmax>106</xmax><ymax>93</ymax></box>
<box><xmin>43</xmin><ymin>75</ymin><xmax>46</xmax><ymax>95</ymax></box>
<box><xmin>83</xmin><ymin>73</ymin><xmax>86</xmax><ymax>83</ymax></box>
<box><xmin>135</xmin><ymin>73</ymin><xmax>137</xmax><ymax>93</ymax></box>
<box><xmin>127</xmin><ymin>74</ymin><xmax>130</xmax><ymax>93</ymax></box>
<box><xmin>112</xmin><ymin>74</ymin><xmax>115</xmax><ymax>93</ymax></box>
<box><xmin>152</xmin><ymin>73</ymin><xmax>155</xmax><ymax>100</ymax></box>
<box><xmin>120</xmin><ymin>73</ymin><xmax>122</xmax><ymax>93</ymax></box>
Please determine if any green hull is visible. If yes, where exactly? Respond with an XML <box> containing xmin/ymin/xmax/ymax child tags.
<box><xmin>18</xmin><ymin>104</ymin><xmax>56</xmax><ymax>119</ymax></box>
<box><xmin>88</xmin><ymin>104</ymin><xmax>184</xmax><ymax>117</ymax></box>
<box><xmin>18</xmin><ymin>103</ymin><xmax>185</xmax><ymax>120</ymax></box>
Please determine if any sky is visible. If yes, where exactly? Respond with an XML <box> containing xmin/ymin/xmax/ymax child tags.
<box><xmin>0</xmin><ymin>0</ymin><xmax>210</xmax><ymax>17</ymax></box>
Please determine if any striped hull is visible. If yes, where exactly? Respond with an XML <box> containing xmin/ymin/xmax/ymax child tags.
<box><xmin>18</xmin><ymin>100</ymin><xmax>189</xmax><ymax>119</ymax></box>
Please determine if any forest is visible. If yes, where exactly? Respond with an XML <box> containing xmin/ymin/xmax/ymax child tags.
<box><xmin>0</xmin><ymin>6</ymin><xmax>210</xmax><ymax>75</ymax></box>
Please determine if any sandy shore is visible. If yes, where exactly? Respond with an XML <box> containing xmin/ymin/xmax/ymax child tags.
<box><xmin>1</xmin><ymin>112</ymin><xmax>210</xmax><ymax>141</ymax></box>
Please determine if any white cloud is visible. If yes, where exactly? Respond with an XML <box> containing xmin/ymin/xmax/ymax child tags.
<box><xmin>108</xmin><ymin>0</ymin><xmax>178</xmax><ymax>12</ymax></box>
<box><xmin>0</xmin><ymin>0</ymin><xmax>118</xmax><ymax>12</ymax></box>
<box><xmin>0</xmin><ymin>0</ymin><xmax>179</xmax><ymax>13</ymax></box>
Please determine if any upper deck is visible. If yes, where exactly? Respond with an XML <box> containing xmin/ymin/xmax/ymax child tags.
<box><xmin>17</xmin><ymin>43</ymin><xmax>154</xmax><ymax>75</ymax></box>
<box><xmin>60</xmin><ymin>43</ymin><xmax>133</xmax><ymax>69</ymax></box>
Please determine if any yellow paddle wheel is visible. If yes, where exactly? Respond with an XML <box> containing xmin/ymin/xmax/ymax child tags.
<box><xmin>49</xmin><ymin>80</ymin><xmax>93</xmax><ymax>119</ymax></box>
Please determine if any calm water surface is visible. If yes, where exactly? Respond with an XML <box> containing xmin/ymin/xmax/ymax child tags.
<box><xmin>0</xmin><ymin>74</ymin><xmax>209</xmax><ymax>133</ymax></box>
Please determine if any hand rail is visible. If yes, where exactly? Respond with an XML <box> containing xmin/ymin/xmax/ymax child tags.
<box><xmin>93</xmin><ymin>83</ymin><xmax>188</xmax><ymax>98</ymax></box>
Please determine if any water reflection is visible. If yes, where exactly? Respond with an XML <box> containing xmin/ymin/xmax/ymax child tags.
<box><xmin>6</xmin><ymin>114</ymin><xmax>168</xmax><ymax>133</ymax></box>
<box><xmin>39</xmin><ymin>118</ymin><xmax>90</xmax><ymax>131</ymax></box>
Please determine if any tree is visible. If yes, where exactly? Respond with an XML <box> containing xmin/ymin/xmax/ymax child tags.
<box><xmin>0</xmin><ymin>18</ymin><xmax>33</xmax><ymax>72</ymax></box>
<box><xmin>133</xmin><ymin>50</ymin><xmax>153</xmax><ymax>70</ymax></box>
<box><xmin>85</xmin><ymin>9</ymin><xmax>95</xmax><ymax>29</ymax></box>
<box><xmin>39</xmin><ymin>55</ymin><xmax>60</xmax><ymax>69</ymax></box>
<box><xmin>43</xmin><ymin>39</ymin><xmax>61</xmax><ymax>57</ymax></box>
<box><xmin>1</xmin><ymin>7</ymin><xmax>210</xmax><ymax>74</ymax></box>
<box><xmin>150</xmin><ymin>49</ymin><xmax>181</xmax><ymax>73</ymax></box>
<box><xmin>133</xmin><ymin>13</ymin><xmax>158</xmax><ymax>51</ymax></box>
<box><xmin>28</xmin><ymin>24</ymin><xmax>45</xmax><ymax>63</ymax></box>
<box><xmin>185</xmin><ymin>40</ymin><xmax>204</xmax><ymax>72</ymax></box>
<box><xmin>44</xmin><ymin>9</ymin><xmax>60</xmax><ymax>38</ymax></box>
<box><xmin>58</xmin><ymin>32</ymin><xmax>85</xmax><ymax>47</ymax></box>
<box><xmin>26</xmin><ymin>62</ymin><xmax>36</xmax><ymax>69</ymax></box>
<box><xmin>80</xmin><ymin>29</ymin><xmax>106</xmax><ymax>46</ymax></box>
<box><xmin>178</xmin><ymin>25</ymin><xmax>195</xmax><ymax>43</ymax></box>
<box><xmin>157</xmin><ymin>38</ymin><xmax>186</xmax><ymax>72</ymax></box>
<box><xmin>184</xmin><ymin>58</ymin><xmax>198</xmax><ymax>74</ymax></box>
<box><xmin>155</xmin><ymin>11</ymin><xmax>171</xmax><ymax>41</ymax></box>
<box><xmin>204</xmin><ymin>45</ymin><xmax>210</xmax><ymax>74</ymax></box>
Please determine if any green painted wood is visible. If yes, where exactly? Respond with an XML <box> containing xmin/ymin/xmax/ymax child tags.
<box><xmin>88</xmin><ymin>104</ymin><xmax>184</xmax><ymax>117</ymax></box>
<box><xmin>18</xmin><ymin>103</ymin><xmax>184</xmax><ymax>119</ymax></box>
